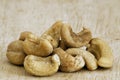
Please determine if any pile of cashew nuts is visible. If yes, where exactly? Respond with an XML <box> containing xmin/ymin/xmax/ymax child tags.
<box><xmin>6</xmin><ymin>21</ymin><xmax>113</xmax><ymax>76</ymax></box>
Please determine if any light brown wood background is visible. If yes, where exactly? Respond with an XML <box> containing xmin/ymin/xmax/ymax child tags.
<box><xmin>0</xmin><ymin>0</ymin><xmax>120</xmax><ymax>80</ymax></box>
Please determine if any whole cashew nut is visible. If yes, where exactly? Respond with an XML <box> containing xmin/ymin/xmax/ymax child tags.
<box><xmin>87</xmin><ymin>38</ymin><xmax>114</xmax><ymax>68</ymax></box>
<box><xmin>66</xmin><ymin>48</ymin><xmax>97</xmax><ymax>70</ymax></box>
<box><xmin>6</xmin><ymin>40</ymin><xmax>26</xmax><ymax>65</ymax></box>
<box><xmin>41</xmin><ymin>21</ymin><xmax>63</xmax><ymax>48</ymax></box>
<box><xmin>53</xmin><ymin>48</ymin><xmax>85</xmax><ymax>72</ymax></box>
<box><xmin>23</xmin><ymin>38</ymin><xmax>53</xmax><ymax>56</ymax></box>
<box><xmin>24</xmin><ymin>54</ymin><xmax>60</xmax><ymax>76</ymax></box>
<box><xmin>61</xmin><ymin>23</ymin><xmax>92</xmax><ymax>48</ymax></box>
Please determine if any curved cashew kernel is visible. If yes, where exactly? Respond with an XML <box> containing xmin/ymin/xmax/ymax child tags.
<box><xmin>87</xmin><ymin>38</ymin><xmax>113</xmax><ymax>68</ymax></box>
<box><xmin>24</xmin><ymin>54</ymin><xmax>60</xmax><ymax>76</ymax></box>
<box><xmin>53</xmin><ymin>48</ymin><xmax>85</xmax><ymax>72</ymax></box>
<box><xmin>19</xmin><ymin>31</ymin><xmax>37</xmax><ymax>42</ymax></box>
<box><xmin>61</xmin><ymin>23</ymin><xmax>92</xmax><ymax>48</ymax></box>
<box><xmin>23</xmin><ymin>38</ymin><xmax>53</xmax><ymax>56</ymax></box>
<box><xmin>66</xmin><ymin>48</ymin><xmax>97</xmax><ymax>70</ymax></box>
<box><xmin>41</xmin><ymin>21</ymin><xmax>63</xmax><ymax>48</ymax></box>
<box><xmin>6</xmin><ymin>40</ymin><xmax>26</xmax><ymax>65</ymax></box>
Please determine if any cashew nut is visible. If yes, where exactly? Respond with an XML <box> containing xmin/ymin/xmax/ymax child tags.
<box><xmin>66</xmin><ymin>48</ymin><xmax>97</xmax><ymax>70</ymax></box>
<box><xmin>24</xmin><ymin>54</ymin><xmax>60</xmax><ymax>76</ymax></box>
<box><xmin>61</xmin><ymin>23</ymin><xmax>92</xmax><ymax>48</ymax></box>
<box><xmin>87</xmin><ymin>38</ymin><xmax>113</xmax><ymax>68</ymax></box>
<box><xmin>19</xmin><ymin>31</ymin><xmax>38</xmax><ymax>42</ymax></box>
<box><xmin>41</xmin><ymin>21</ymin><xmax>63</xmax><ymax>48</ymax></box>
<box><xmin>53</xmin><ymin>48</ymin><xmax>85</xmax><ymax>72</ymax></box>
<box><xmin>6</xmin><ymin>40</ymin><xmax>26</xmax><ymax>65</ymax></box>
<box><xmin>23</xmin><ymin>38</ymin><xmax>53</xmax><ymax>56</ymax></box>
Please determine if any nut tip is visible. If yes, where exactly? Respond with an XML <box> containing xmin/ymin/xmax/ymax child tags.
<box><xmin>52</xmin><ymin>54</ymin><xmax>60</xmax><ymax>65</ymax></box>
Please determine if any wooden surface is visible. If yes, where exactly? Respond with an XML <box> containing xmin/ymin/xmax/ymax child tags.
<box><xmin>0</xmin><ymin>0</ymin><xmax>120</xmax><ymax>80</ymax></box>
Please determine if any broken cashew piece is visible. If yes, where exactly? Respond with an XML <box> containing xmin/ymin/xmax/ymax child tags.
<box><xmin>41</xmin><ymin>21</ymin><xmax>63</xmax><ymax>48</ymax></box>
<box><xmin>53</xmin><ymin>48</ymin><xmax>85</xmax><ymax>72</ymax></box>
<box><xmin>6</xmin><ymin>40</ymin><xmax>26</xmax><ymax>65</ymax></box>
<box><xmin>24</xmin><ymin>54</ymin><xmax>60</xmax><ymax>76</ymax></box>
<box><xmin>23</xmin><ymin>38</ymin><xmax>53</xmax><ymax>56</ymax></box>
<box><xmin>66</xmin><ymin>48</ymin><xmax>97</xmax><ymax>70</ymax></box>
<box><xmin>61</xmin><ymin>23</ymin><xmax>92</xmax><ymax>48</ymax></box>
<box><xmin>87</xmin><ymin>38</ymin><xmax>113</xmax><ymax>68</ymax></box>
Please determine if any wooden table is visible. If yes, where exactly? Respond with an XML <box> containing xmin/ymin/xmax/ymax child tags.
<box><xmin>0</xmin><ymin>0</ymin><xmax>120</xmax><ymax>80</ymax></box>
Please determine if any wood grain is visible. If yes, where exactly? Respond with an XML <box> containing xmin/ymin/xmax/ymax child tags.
<box><xmin>0</xmin><ymin>0</ymin><xmax>120</xmax><ymax>80</ymax></box>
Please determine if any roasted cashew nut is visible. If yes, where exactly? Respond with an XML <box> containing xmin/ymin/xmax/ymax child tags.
<box><xmin>41</xmin><ymin>21</ymin><xmax>63</xmax><ymax>48</ymax></box>
<box><xmin>66</xmin><ymin>48</ymin><xmax>97</xmax><ymax>70</ymax></box>
<box><xmin>87</xmin><ymin>38</ymin><xmax>114</xmax><ymax>68</ymax></box>
<box><xmin>23</xmin><ymin>38</ymin><xmax>53</xmax><ymax>56</ymax></box>
<box><xmin>61</xmin><ymin>23</ymin><xmax>92</xmax><ymax>48</ymax></box>
<box><xmin>6</xmin><ymin>40</ymin><xmax>26</xmax><ymax>65</ymax></box>
<box><xmin>24</xmin><ymin>54</ymin><xmax>60</xmax><ymax>76</ymax></box>
<box><xmin>53</xmin><ymin>48</ymin><xmax>85</xmax><ymax>72</ymax></box>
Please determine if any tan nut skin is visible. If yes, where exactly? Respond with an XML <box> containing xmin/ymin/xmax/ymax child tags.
<box><xmin>24</xmin><ymin>54</ymin><xmax>60</xmax><ymax>76</ymax></box>
<box><xmin>61</xmin><ymin>23</ymin><xmax>92</xmax><ymax>48</ymax></box>
<box><xmin>53</xmin><ymin>48</ymin><xmax>85</xmax><ymax>72</ymax></box>
<box><xmin>19</xmin><ymin>31</ymin><xmax>38</xmax><ymax>43</ymax></box>
<box><xmin>41</xmin><ymin>21</ymin><xmax>63</xmax><ymax>48</ymax></box>
<box><xmin>87</xmin><ymin>38</ymin><xmax>114</xmax><ymax>68</ymax></box>
<box><xmin>59</xmin><ymin>40</ymin><xmax>67</xmax><ymax>50</ymax></box>
<box><xmin>19</xmin><ymin>31</ymin><xmax>32</xmax><ymax>41</ymax></box>
<box><xmin>66</xmin><ymin>48</ymin><xmax>97</xmax><ymax>70</ymax></box>
<box><xmin>23</xmin><ymin>38</ymin><xmax>53</xmax><ymax>57</ymax></box>
<box><xmin>6</xmin><ymin>40</ymin><xmax>26</xmax><ymax>65</ymax></box>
